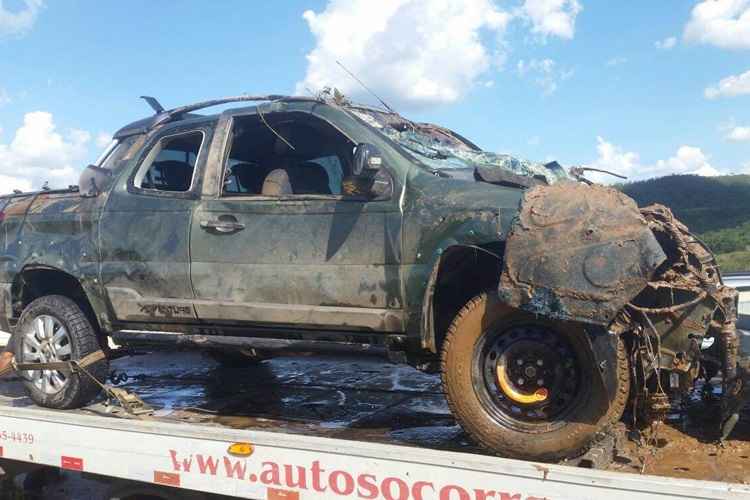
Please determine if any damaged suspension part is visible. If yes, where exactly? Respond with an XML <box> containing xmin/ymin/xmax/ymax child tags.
<box><xmin>625</xmin><ymin>205</ymin><xmax>743</xmax><ymax>439</ymax></box>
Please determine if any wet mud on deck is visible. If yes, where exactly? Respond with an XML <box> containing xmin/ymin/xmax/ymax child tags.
<box><xmin>108</xmin><ymin>352</ymin><xmax>477</xmax><ymax>453</ymax></box>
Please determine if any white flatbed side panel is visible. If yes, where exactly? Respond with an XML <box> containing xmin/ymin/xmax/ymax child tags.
<box><xmin>725</xmin><ymin>275</ymin><xmax>750</xmax><ymax>317</ymax></box>
<box><xmin>0</xmin><ymin>407</ymin><xmax>748</xmax><ymax>500</ymax></box>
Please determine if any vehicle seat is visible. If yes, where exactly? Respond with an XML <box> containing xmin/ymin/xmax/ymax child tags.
<box><xmin>261</xmin><ymin>169</ymin><xmax>293</xmax><ymax>196</ymax></box>
<box><xmin>154</xmin><ymin>160</ymin><xmax>193</xmax><ymax>191</ymax></box>
<box><xmin>289</xmin><ymin>162</ymin><xmax>331</xmax><ymax>195</ymax></box>
<box><xmin>233</xmin><ymin>162</ymin><xmax>267</xmax><ymax>194</ymax></box>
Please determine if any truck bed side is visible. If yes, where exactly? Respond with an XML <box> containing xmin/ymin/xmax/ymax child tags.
<box><xmin>0</xmin><ymin>189</ymin><xmax>104</xmax><ymax>332</ymax></box>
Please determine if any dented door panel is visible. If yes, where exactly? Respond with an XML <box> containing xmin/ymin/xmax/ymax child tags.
<box><xmin>98</xmin><ymin>125</ymin><xmax>213</xmax><ymax>324</ymax></box>
<box><xmin>99</xmin><ymin>198</ymin><xmax>197</xmax><ymax>323</ymax></box>
<box><xmin>190</xmin><ymin>197</ymin><xmax>404</xmax><ymax>331</ymax></box>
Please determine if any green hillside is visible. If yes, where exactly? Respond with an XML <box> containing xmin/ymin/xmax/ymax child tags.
<box><xmin>619</xmin><ymin>174</ymin><xmax>750</xmax><ymax>273</ymax></box>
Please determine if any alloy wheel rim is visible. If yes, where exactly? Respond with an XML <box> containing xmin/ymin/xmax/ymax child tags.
<box><xmin>21</xmin><ymin>315</ymin><xmax>72</xmax><ymax>395</ymax></box>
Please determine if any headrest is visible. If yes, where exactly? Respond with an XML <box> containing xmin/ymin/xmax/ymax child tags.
<box><xmin>262</xmin><ymin>169</ymin><xmax>293</xmax><ymax>196</ymax></box>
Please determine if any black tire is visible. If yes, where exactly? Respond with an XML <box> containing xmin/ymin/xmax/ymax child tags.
<box><xmin>441</xmin><ymin>292</ymin><xmax>629</xmax><ymax>462</ymax></box>
<box><xmin>14</xmin><ymin>295</ymin><xmax>108</xmax><ymax>409</ymax></box>
<box><xmin>207</xmin><ymin>349</ymin><xmax>266</xmax><ymax>367</ymax></box>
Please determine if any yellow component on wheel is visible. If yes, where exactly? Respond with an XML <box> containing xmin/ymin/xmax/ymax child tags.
<box><xmin>496</xmin><ymin>361</ymin><xmax>549</xmax><ymax>404</ymax></box>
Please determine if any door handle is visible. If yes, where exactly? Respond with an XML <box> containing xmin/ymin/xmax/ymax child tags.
<box><xmin>200</xmin><ymin>217</ymin><xmax>245</xmax><ymax>233</ymax></box>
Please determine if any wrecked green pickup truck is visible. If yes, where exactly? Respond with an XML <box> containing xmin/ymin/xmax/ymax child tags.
<box><xmin>0</xmin><ymin>95</ymin><xmax>745</xmax><ymax>462</ymax></box>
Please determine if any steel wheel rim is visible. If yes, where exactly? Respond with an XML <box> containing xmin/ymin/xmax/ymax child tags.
<box><xmin>472</xmin><ymin>324</ymin><xmax>583</xmax><ymax>426</ymax></box>
<box><xmin>20</xmin><ymin>315</ymin><xmax>72</xmax><ymax>395</ymax></box>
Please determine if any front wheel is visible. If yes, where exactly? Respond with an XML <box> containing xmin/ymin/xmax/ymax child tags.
<box><xmin>14</xmin><ymin>295</ymin><xmax>108</xmax><ymax>409</ymax></box>
<box><xmin>441</xmin><ymin>293</ymin><xmax>629</xmax><ymax>462</ymax></box>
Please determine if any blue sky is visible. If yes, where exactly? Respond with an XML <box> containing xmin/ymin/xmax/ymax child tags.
<box><xmin>0</xmin><ymin>0</ymin><xmax>749</xmax><ymax>192</ymax></box>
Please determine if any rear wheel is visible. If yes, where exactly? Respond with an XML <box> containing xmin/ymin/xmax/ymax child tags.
<box><xmin>14</xmin><ymin>295</ymin><xmax>108</xmax><ymax>409</ymax></box>
<box><xmin>441</xmin><ymin>293</ymin><xmax>629</xmax><ymax>462</ymax></box>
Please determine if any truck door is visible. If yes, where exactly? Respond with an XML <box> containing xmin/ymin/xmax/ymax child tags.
<box><xmin>189</xmin><ymin>110</ymin><xmax>404</xmax><ymax>333</ymax></box>
<box><xmin>99</xmin><ymin>125</ymin><xmax>212</xmax><ymax>325</ymax></box>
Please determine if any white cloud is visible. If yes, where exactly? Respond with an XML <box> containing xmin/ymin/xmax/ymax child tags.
<box><xmin>297</xmin><ymin>0</ymin><xmax>582</xmax><ymax>108</ymax></box>
<box><xmin>296</xmin><ymin>0</ymin><xmax>511</xmax><ymax>108</ymax></box>
<box><xmin>0</xmin><ymin>112</ymin><xmax>91</xmax><ymax>194</ymax></box>
<box><xmin>95</xmin><ymin>132</ymin><xmax>113</xmax><ymax>149</ymax></box>
<box><xmin>705</xmin><ymin>69</ymin><xmax>750</xmax><ymax>99</ymax></box>
<box><xmin>655</xmin><ymin>36</ymin><xmax>677</xmax><ymax>50</ymax></box>
<box><xmin>0</xmin><ymin>0</ymin><xmax>43</xmax><ymax>38</ymax></box>
<box><xmin>605</xmin><ymin>57</ymin><xmax>627</xmax><ymax>67</ymax></box>
<box><xmin>0</xmin><ymin>174</ymin><xmax>31</xmax><ymax>193</ymax></box>
<box><xmin>519</xmin><ymin>0</ymin><xmax>582</xmax><ymax>40</ymax></box>
<box><xmin>654</xmin><ymin>145</ymin><xmax>721</xmax><ymax>177</ymax></box>
<box><xmin>585</xmin><ymin>137</ymin><xmax>721</xmax><ymax>184</ymax></box>
<box><xmin>517</xmin><ymin>58</ymin><xmax>573</xmax><ymax>96</ymax></box>
<box><xmin>728</xmin><ymin>125</ymin><xmax>750</xmax><ymax>141</ymax></box>
<box><xmin>684</xmin><ymin>0</ymin><xmax>750</xmax><ymax>50</ymax></box>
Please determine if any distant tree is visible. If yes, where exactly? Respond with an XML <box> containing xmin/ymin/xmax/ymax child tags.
<box><xmin>618</xmin><ymin>174</ymin><xmax>750</xmax><ymax>272</ymax></box>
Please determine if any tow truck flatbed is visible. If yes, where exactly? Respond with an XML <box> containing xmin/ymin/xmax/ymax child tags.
<box><xmin>0</xmin><ymin>351</ymin><xmax>749</xmax><ymax>499</ymax></box>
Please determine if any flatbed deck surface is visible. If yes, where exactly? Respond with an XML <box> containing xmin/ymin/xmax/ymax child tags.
<box><xmin>2</xmin><ymin>351</ymin><xmax>748</xmax><ymax>487</ymax></box>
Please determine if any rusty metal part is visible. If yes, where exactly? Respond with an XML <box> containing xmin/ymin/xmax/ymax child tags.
<box><xmin>720</xmin><ymin>321</ymin><xmax>739</xmax><ymax>389</ymax></box>
<box><xmin>721</xmin><ymin>358</ymin><xmax>749</xmax><ymax>441</ymax></box>
<box><xmin>500</xmin><ymin>189</ymin><xmax>744</xmax><ymax>438</ymax></box>
<box><xmin>498</xmin><ymin>183</ymin><xmax>666</xmax><ymax>325</ymax></box>
<box><xmin>626</xmin><ymin>205</ymin><xmax>744</xmax><ymax>438</ymax></box>
<box><xmin>569</xmin><ymin>166</ymin><xmax>627</xmax><ymax>185</ymax></box>
<box><xmin>646</xmin><ymin>392</ymin><xmax>671</xmax><ymax>423</ymax></box>
<box><xmin>719</xmin><ymin>321</ymin><xmax>743</xmax><ymax>441</ymax></box>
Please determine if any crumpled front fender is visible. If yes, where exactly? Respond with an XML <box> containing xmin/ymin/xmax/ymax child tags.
<box><xmin>498</xmin><ymin>183</ymin><xmax>667</xmax><ymax>325</ymax></box>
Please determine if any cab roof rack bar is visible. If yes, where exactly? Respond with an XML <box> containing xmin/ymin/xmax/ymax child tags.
<box><xmin>147</xmin><ymin>94</ymin><xmax>292</xmax><ymax>128</ymax></box>
<box><xmin>116</xmin><ymin>94</ymin><xmax>319</xmax><ymax>139</ymax></box>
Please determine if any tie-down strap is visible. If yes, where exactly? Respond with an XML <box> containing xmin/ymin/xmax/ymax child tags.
<box><xmin>9</xmin><ymin>350</ymin><xmax>153</xmax><ymax>417</ymax></box>
<box><xmin>13</xmin><ymin>349</ymin><xmax>107</xmax><ymax>373</ymax></box>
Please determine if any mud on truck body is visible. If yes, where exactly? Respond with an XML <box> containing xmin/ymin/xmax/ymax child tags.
<box><xmin>0</xmin><ymin>94</ymin><xmax>746</xmax><ymax>462</ymax></box>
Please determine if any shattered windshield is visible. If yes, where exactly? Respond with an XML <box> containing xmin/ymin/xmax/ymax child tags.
<box><xmin>347</xmin><ymin>106</ymin><xmax>569</xmax><ymax>184</ymax></box>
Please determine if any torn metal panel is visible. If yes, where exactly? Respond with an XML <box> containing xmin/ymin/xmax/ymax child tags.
<box><xmin>346</xmin><ymin>106</ymin><xmax>569</xmax><ymax>184</ymax></box>
<box><xmin>498</xmin><ymin>183</ymin><xmax>666</xmax><ymax>324</ymax></box>
<box><xmin>474</xmin><ymin>164</ymin><xmax>548</xmax><ymax>189</ymax></box>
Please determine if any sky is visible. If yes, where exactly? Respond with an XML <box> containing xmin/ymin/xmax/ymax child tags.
<box><xmin>0</xmin><ymin>0</ymin><xmax>749</xmax><ymax>192</ymax></box>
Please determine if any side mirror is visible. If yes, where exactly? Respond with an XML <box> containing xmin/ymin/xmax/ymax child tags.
<box><xmin>78</xmin><ymin>164</ymin><xmax>112</xmax><ymax>198</ymax></box>
<box><xmin>353</xmin><ymin>143</ymin><xmax>384</xmax><ymax>176</ymax></box>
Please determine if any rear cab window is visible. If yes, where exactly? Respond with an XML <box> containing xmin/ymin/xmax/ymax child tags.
<box><xmin>134</xmin><ymin>132</ymin><xmax>205</xmax><ymax>192</ymax></box>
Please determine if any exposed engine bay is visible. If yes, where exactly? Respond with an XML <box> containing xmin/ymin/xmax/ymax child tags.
<box><xmin>498</xmin><ymin>182</ymin><xmax>745</xmax><ymax>440</ymax></box>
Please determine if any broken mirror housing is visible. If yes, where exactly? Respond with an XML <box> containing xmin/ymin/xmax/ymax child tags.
<box><xmin>353</xmin><ymin>143</ymin><xmax>384</xmax><ymax>176</ymax></box>
<box><xmin>78</xmin><ymin>164</ymin><xmax>113</xmax><ymax>198</ymax></box>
